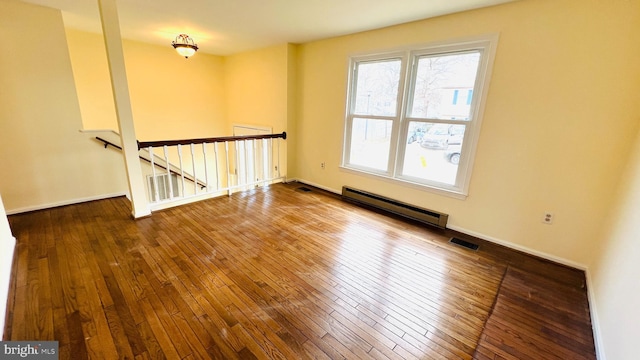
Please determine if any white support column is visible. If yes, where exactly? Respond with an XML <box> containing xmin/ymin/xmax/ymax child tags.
<box><xmin>98</xmin><ymin>0</ymin><xmax>150</xmax><ymax>218</ymax></box>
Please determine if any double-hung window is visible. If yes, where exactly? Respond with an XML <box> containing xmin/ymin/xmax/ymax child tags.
<box><xmin>342</xmin><ymin>36</ymin><xmax>497</xmax><ymax>197</ymax></box>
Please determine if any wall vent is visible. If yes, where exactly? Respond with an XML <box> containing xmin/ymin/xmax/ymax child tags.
<box><xmin>148</xmin><ymin>173</ymin><xmax>180</xmax><ymax>202</ymax></box>
<box><xmin>341</xmin><ymin>186</ymin><xmax>448</xmax><ymax>229</ymax></box>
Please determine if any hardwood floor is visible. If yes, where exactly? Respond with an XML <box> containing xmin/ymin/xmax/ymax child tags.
<box><xmin>4</xmin><ymin>183</ymin><xmax>596</xmax><ymax>359</ymax></box>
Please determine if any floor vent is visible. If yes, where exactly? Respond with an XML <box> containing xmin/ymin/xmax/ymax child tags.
<box><xmin>449</xmin><ymin>237</ymin><xmax>479</xmax><ymax>251</ymax></box>
<box><xmin>341</xmin><ymin>186</ymin><xmax>448</xmax><ymax>229</ymax></box>
<box><xmin>297</xmin><ymin>186</ymin><xmax>312</xmax><ymax>192</ymax></box>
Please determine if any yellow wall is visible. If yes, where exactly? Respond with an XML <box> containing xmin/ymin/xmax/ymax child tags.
<box><xmin>224</xmin><ymin>44</ymin><xmax>289</xmax><ymax>132</ymax></box>
<box><xmin>66</xmin><ymin>29</ymin><xmax>227</xmax><ymax>141</ymax></box>
<box><xmin>66</xmin><ymin>33</ymin><xmax>297</xmax><ymax>199</ymax></box>
<box><xmin>0</xmin><ymin>1</ymin><xmax>128</xmax><ymax>212</ymax></box>
<box><xmin>65</xmin><ymin>29</ymin><xmax>117</xmax><ymax>130</ymax></box>
<box><xmin>224</xmin><ymin>44</ymin><xmax>296</xmax><ymax>176</ymax></box>
<box><xmin>295</xmin><ymin>0</ymin><xmax>640</xmax><ymax>268</ymax></box>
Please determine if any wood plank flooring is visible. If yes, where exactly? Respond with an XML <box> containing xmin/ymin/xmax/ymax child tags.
<box><xmin>4</xmin><ymin>183</ymin><xmax>596</xmax><ymax>359</ymax></box>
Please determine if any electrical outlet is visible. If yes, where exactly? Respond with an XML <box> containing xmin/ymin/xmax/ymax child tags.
<box><xmin>542</xmin><ymin>212</ymin><xmax>554</xmax><ymax>224</ymax></box>
<box><xmin>321</xmin><ymin>162</ymin><xmax>326</xmax><ymax>169</ymax></box>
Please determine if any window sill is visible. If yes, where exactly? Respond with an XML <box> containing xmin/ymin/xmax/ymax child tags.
<box><xmin>338</xmin><ymin>165</ymin><xmax>468</xmax><ymax>200</ymax></box>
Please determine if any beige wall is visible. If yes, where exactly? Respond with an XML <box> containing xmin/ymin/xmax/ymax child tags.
<box><xmin>224</xmin><ymin>44</ymin><xmax>296</xmax><ymax>177</ymax></box>
<box><xmin>66</xmin><ymin>29</ymin><xmax>227</xmax><ymax>141</ymax></box>
<box><xmin>295</xmin><ymin>0</ymin><xmax>640</xmax><ymax>268</ymax></box>
<box><xmin>224</xmin><ymin>44</ymin><xmax>289</xmax><ymax>132</ymax></box>
<box><xmin>0</xmin><ymin>1</ymin><xmax>128</xmax><ymax>212</ymax></box>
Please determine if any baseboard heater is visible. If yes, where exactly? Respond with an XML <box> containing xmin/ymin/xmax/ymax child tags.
<box><xmin>341</xmin><ymin>186</ymin><xmax>448</xmax><ymax>229</ymax></box>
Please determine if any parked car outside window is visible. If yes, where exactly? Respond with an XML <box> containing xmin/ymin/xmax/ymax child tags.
<box><xmin>407</xmin><ymin>127</ymin><xmax>426</xmax><ymax>144</ymax></box>
<box><xmin>444</xmin><ymin>145</ymin><xmax>462</xmax><ymax>164</ymax></box>
<box><xmin>420</xmin><ymin>124</ymin><xmax>465</xmax><ymax>149</ymax></box>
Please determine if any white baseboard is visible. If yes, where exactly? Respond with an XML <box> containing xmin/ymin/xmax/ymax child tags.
<box><xmin>447</xmin><ymin>224</ymin><xmax>588</xmax><ymax>270</ymax></box>
<box><xmin>291</xmin><ymin>178</ymin><xmax>587</xmax><ymax>270</ymax></box>
<box><xmin>6</xmin><ymin>192</ymin><xmax>128</xmax><ymax>215</ymax></box>
<box><xmin>447</xmin><ymin>225</ymin><xmax>604</xmax><ymax>359</ymax></box>
<box><xmin>287</xmin><ymin>178</ymin><xmax>342</xmax><ymax>195</ymax></box>
<box><xmin>584</xmin><ymin>269</ymin><xmax>606</xmax><ymax>360</ymax></box>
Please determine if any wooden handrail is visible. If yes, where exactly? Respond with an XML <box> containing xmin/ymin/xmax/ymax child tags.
<box><xmin>96</xmin><ymin>136</ymin><xmax>123</xmax><ymax>151</ymax></box>
<box><xmin>95</xmin><ymin>137</ymin><xmax>207</xmax><ymax>189</ymax></box>
<box><xmin>137</xmin><ymin>131</ymin><xmax>286</xmax><ymax>149</ymax></box>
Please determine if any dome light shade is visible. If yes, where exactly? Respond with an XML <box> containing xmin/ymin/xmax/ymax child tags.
<box><xmin>171</xmin><ymin>34</ymin><xmax>198</xmax><ymax>58</ymax></box>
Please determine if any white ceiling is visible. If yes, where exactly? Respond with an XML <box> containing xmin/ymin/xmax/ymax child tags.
<box><xmin>21</xmin><ymin>0</ymin><xmax>517</xmax><ymax>56</ymax></box>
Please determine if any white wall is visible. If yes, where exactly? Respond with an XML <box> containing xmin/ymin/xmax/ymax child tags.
<box><xmin>589</xmin><ymin>123</ymin><xmax>640</xmax><ymax>359</ymax></box>
<box><xmin>0</xmin><ymin>194</ymin><xmax>16</xmax><ymax>339</ymax></box>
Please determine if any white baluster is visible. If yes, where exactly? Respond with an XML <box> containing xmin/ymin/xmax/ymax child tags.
<box><xmin>203</xmin><ymin>143</ymin><xmax>209</xmax><ymax>193</ymax></box>
<box><xmin>234</xmin><ymin>140</ymin><xmax>240</xmax><ymax>191</ymax></box>
<box><xmin>244</xmin><ymin>140</ymin><xmax>250</xmax><ymax>186</ymax></box>
<box><xmin>163</xmin><ymin>145</ymin><xmax>173</xmax><ymax>199</ymax></box>
<box><xmin>269</xmin><ymin>138</ymin><xmax>274</xmax><ymax>179</ymax></box>
<box><xmin>190</xmin><ymin>143</ymin><xmax>197</xmax><ymax>195</ymax></box>
<box><xmin>253</xmin><ymin>139</ymin><xmax>258</xmax><ymax>186</ymax></box>
<box><xmin>225</xmin><ymin>141</ymin><xmax>231</xmax><ymax>196</ymax></box>
<box><xmin>214</xmin><ymin>142</ymin><xmax>220</xmax><ymax>190</ymax></box>
<box><xmin>263</xmin><ymin>138</ymin><xmax>269</xmax><ymax>185</ymax></box>
<box><xmin>149</xmin><ymin>146</ymin><xmax>160</xmax><ymax>203</ymax></box>
<box><xmin>177</xmin><ymin>144</ymin><xmax>185</xmax><ymax>198</ymax></box>
<box><xmin>277</xmin><ymin>138</ymin><xmax>281</xmax><ymax>178</ymax></box>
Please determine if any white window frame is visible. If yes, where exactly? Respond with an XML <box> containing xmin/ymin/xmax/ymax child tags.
<box><xmin>341</xmin><ymin>35</ymin><xmax>498</xmax><ymax>198</ymax></box>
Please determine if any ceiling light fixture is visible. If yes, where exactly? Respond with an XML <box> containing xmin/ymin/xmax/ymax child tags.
<box><xmin>171</xmin><ymin>34</ymin><xmax>198</xmax><ymax>59</ymax></box>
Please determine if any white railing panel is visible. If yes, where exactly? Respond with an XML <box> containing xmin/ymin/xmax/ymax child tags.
<box><xmin>140</xmin><ymin>135</ymin><xmax>286</xmax><ymax>210</ymax></box>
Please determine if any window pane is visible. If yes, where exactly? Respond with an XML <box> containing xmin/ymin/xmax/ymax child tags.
<box><xmin>409</xmin><ymin>52</ymin><xmax>480</xmax><ymax>120</ymax></box>
<box><xmin>402</xmin><ymin>122</ymin><xmax>465</xmax><ymax>185</ymax></box>
<box><xmin>349</xmin><ymin>118</ymin><xmax>392</xmax><ymax>171</ymax></box>
<box><xmin>353</xmin><ymin>60</ymin><xmax>401</xmax><ymax>116</ymax></box>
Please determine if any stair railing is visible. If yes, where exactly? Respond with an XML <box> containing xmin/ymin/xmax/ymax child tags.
<box><xmin>96</xmin><ymin>136</ymin><xmax>208</xmax><ymax>190</ymax></box>
<box><xmin>137</xmin><ymin>132</ymin><xmax>287</xmax><ymax>210</ymax></box>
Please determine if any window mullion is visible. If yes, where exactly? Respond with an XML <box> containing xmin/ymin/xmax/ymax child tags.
<box><xmin>387</xmin><ymin>54</ymin><xmax>408</xmax><ymax>176</ymax></box>
<box><xmin>393</xmin><ymin>52</ymin><xmax>415</xmax><ymax>178</ymax></box>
